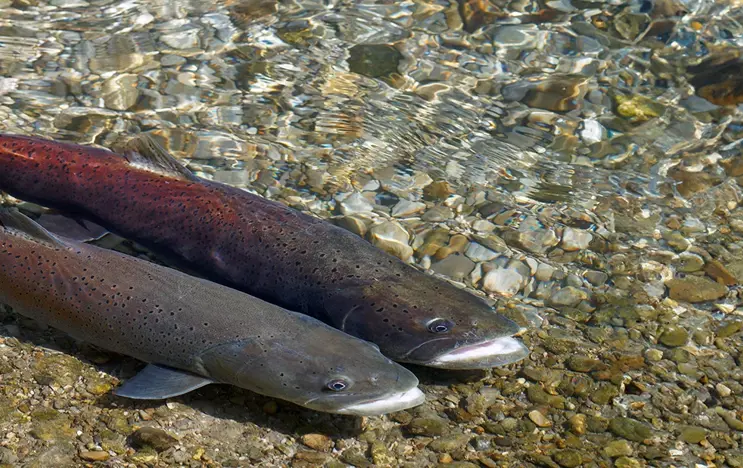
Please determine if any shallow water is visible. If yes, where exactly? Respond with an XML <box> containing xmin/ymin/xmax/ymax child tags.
<box><xmin>0</xmin><ymin>0</ymin><xmax>742</xmax><ymax>467</ymax></box>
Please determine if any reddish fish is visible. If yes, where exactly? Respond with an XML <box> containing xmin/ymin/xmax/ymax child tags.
<box><xmin>0</xmin><ymin>134</ymin><xmax>528</xmax><ymax>369</ymax></box>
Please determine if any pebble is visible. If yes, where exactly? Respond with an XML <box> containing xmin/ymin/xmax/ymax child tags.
<box><xmin>422</xmin><ymin>206</ymin><xmax>454</xmax><ymax>221</ymax></box>
<box><xmin>548</xmin><ymin>286</ymin><xmax>588</xmax><ymax>308</ymax></box>
<box><xmin>615</xmin><ymin>457</ymin><xmax>643</xmax><ymax>468</ymax></box>
<box><xmin>340</xmin><ymin>192</ymin><xmax>374</xmax><ymax>214</ymax></box>
<box><xmin>704</xmin><ymin>259</ymin><xmax>738</xmax><ymax>286</ymax></box>
<box><xmin>128</xmin><ymin>427</ymin><xmax>178</xmax><ymax>452</ymax></box>
<box><xmin>665</xmin><ymin>276</ymin><xmax>727</xmax><ymax>303</ymax></box>
<box><xmin>482</xmin><ymin>268</ymin><xmax>523</xmax><ymax>297</ymax></box>
<box><xmin>568</xmin><ymin>414</ymin><xmax>586</xmax><ymax>435</ymax></box>
<box><xmin>716</xmin><ymin>383</ymin><xmax>732</xmax><ymax>397</ymax></box>
<box><xmin>465</xmin><ymin>242</ymin><xmax>498</xmax><ymax>262</ymax></box>
<box><xmin>608</xmin><ymin>417</ymin><xmax>652</xmax><ymax>443</ymax></box>
<box><xmin>678</xmin><ymin>426</ymin><xmax>707</xmax><ymax>444</ymax></box>
<box><xmin>553</xmin><ymin>449</ymin><xmax>582</xmax><ymax>467</ymax></box>
<box><xmin>431</xmin><ymin>254</ymin><xmax>475</xmax><ymax>281</ymax></box>
<box><xmin>528</xmin><ymin>410</ymin><xmax>552</xmax><ymax>428</ymax></box>
<box><xmin>392</xmin><ymin>200</ymin><xmax>426</xmax><ymax>217</ymax></box>
<box><xmin>503</xmin><ymin>218</ymin><xmax>559</xmax><ymax>255</ymax></box>
<box><xmin>160</xmin><ymin>29</ymin><xmax>201</xmax><ymax>49</ymax></box>
<box><xmin>301</xmin><ymin>433</ymin><xmax>333</xmax><ymax>452</ymax></box>
<box><xmin>603</xmin><ymin>440</ymin><xmax>633</xmax><ymax>457</ymax></box>
<box><xmin>658</xmin><ymin>325</ymin><xmax>689</xmax><ymax>347</ymax></box>
<box><xmin>535</xmin><ymin>263</ymin><xmax>556</xmax><ymax>281</ymax></box>
<box><xmin>79</xmin><ymin>450</ymin><xmax>109</xmax><ymax>462</ymax></box>
<box><xmin>560</xmin><ymin>227</ymin><xmax>592</xmax><ymax>251</ymax></box>
<box><xmin>407</xmin><ymin>417</ymin><xmax>449</xmax><ymax>436</ymax></box>
<box><xmin>368</xmin><ymin>221</ymin><xmax>413</xmax><ymax>261</ymax></box>
<box><xmin>472</xmin><ymin>219</ymin><xmax>496</xmax><ymax>232</ymax></box>
<box><xmin>335</xmin><ymin>215</ymin><xmax>368</xmax><ymax>237</ymax></box>
<box><xmin>427</xmin><ymin>433</ymin><xmax>472</xmax><ymax>453</ymax></box>
<box><xmin>675</xmin><ymin>252</ymin><xmax>705</xmax><ymax>272</ymax></box>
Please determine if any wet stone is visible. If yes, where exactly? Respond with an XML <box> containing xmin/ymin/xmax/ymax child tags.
<box><xmin>603</xmin><ymin>440</ymin><xmax>633</xmax><ymax>457</ymax></box>
<box><xmin>566</xmin><ymin>355</ymin><xmax>604</xmax><ymax>373</ymax></box>
<box><xmin>407</xmin><ymin>417</ymin><xmax>449</xmax><ymax>437</ymax></box>
<box><xmin>553</xmin><ymin>449</ymin><xmax>582</xmax><ymax>468</ymax></box>
<box><xmin>665</xmin><ymin>276</ymin><xmax>727</xmax><ymax>303</ymax></box>
<box><xmin>614</xmin><ymin>457</ymin><xmax>643</xmax><ymax>468</ymax></box>
<box><xmin>675</xmin><ymin>252</ymin><xmax>705</xmax><ymax>273</ymax></box>
<box><xmin>79</xmin><ymin>450</ymin><xmax>109</xmax><ymax>462</ymax></box>
<box><xmin>465</xmin><ymin>242</ymin><xmax>498</xmax><ymax>262</ymax></box>
<box><xmin>368</xmin><ymin>221</ymin><xmax>413</xmax><ymax>261</ymax></box>
<box><xmin>716</xmin><ymin>321</ymin><xmax>742</xmax><ymax>338</ymax></box>
<box><xmin>503</xmin><ymin>218</ymin><xmax>559</xmax><ymax>255</ymax></box>
<box><xmin>659</xmin><ymin>326</ymin><xmax>689</xmax><ymax>347</ymax></box>
<box><xmin>431</xmin><ymin>253</ymin><xmax>475</xmax><ymax>281</ymax></box>
<box><xmin>370</xmin><ymin>441</ymin><xmax>394</xmax><ymax>466</ymax></box>
<box><xmin>528</xmin><ymin>410</ymin><xmax>551</xmax><ymax>428</ymax></box>
<box><xmin>422</xmin><ymin>206</ymin><xmax>454</xmax><ymax>222</ymax></box>
<box><xmin>427</xmin><ymin>433</ymin><xmax>472</xmax><ymax>453</ymax></box>
<box><xmin>568</xmin><ymin>414</ymin><xmax>587</xmax><ymax>435</ymax></box>
<box><xmin>129</xmin><ymin>427</ymin><xmax>178</xmax><ymax>452</ymax></box>
<box><xmin>340</xmin><ymin>192</ymin><xmax>374</xmax><ymax>214</ymax></box>
<box><xmin>609</xmin><ymin>417</ymin><xmax>652</xmax><ymax>443</ymax></box>
<box><xmin>348</xmin><ymin>44</ymin><xmax>402</xmax><ymax>79</ymax></box>
<box><xmin>678</xmin><ymin>426</ymin><xmax>707</xmax><ymax>444</ymax></box>
<box><xmin>561</xmin><ymin>227</ymin><xmax>592</xmax><ymax>251</ymax></box>
<box><xmin>392</xmin><ymin>200</ymin><xmax>426</xmax><ymax>217</ymax></box>
<box><xmin>548</xmin><ymin>286</ymin><xmax>588</xmax><ymax>308</ymax></box>
<box><xmin>482</xmin><ymin>268</ymin><xmax>523</xmax><ymax>297</ymax></box>
<box><xmin>301</xmin><ymin>434</ymin><xmax>332</xmax><ymax>452</ymax></box>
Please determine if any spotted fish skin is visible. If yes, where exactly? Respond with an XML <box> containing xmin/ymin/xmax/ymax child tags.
<box><xmin>0</xmin><ymin>208</ymin><xmax>422</xmax><ymax>415</ymax></box>
<box><xmin>0</xmin><ymin>134</ymin><xmax>523</xmax><ymax>366</ymax></box>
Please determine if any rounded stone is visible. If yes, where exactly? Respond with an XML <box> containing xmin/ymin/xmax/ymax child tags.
<box><xmin>561</xmin><ymin>227</ymin><xmax>592</xmax><ymax>251</ymax></box>
<box><xmin>609</xmin><ymin>417</ymin><xmax>652</xmax><ymax>442</ymax></box>
<box><xmin>548</xmin><ymin>286</ymin><xmax>588</xmax><ymax>307</ymax></box>
<box><xmin>553</xmin><ymin>449</ymin><xmax>582</xmax><ymax>467</ymax></box>
<box><xmin>368</xmin><ymin>221</ymin><xmax>413</xmax><ymax>261</ymax></box>
<box><xmin>301</xmin><ymin>433</ymin><xmax>333</xmax><ymax>452</ymax></box>
<box><xmin>528</xmin><ymin>410</ymin><xmax>552</xmax><ymax>428</ymax></box>
<box><xmin>128</xmin><ymin>427</ymin><xmax>178</xmax><ymax>452</ymax></box>
<box><xmin>659</xmin><ymin>326</ymin><xmax>689</xmax><ymax>347</ymax></box>
<box><xmin>678</xmin><ymin>426</ymin><xmax>707</xmax><ymax>444</ymax></box>
<box><xmin>407</xmin><ymin>417</ymin><xmax>449</xmax><ymax>437</ymax></box>
<box><xmin>482</xmin><ymin>268</ymin><xmax>523</xmax><ymax>297</ymax></box>
<box><xmin>603</xmin><ymin>440</ymin><xmax>633</xmax><ymax>457</ymax></box>
<box><xmin>665</xmin><ymin>276</ymin><xmax>727</xmax><ymax>303</ymax></box>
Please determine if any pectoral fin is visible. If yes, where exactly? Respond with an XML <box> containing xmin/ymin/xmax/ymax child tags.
<box><xmin>114</xmin><ymin>364</ymin><xmax>214</xmax><ymax>399</ymax></box>
<box><xmin>36</xmin><ymin>213</ymin><xmax>109</xmax><ymax>242</ymax></box>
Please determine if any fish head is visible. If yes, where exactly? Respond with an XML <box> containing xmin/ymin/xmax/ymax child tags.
<box><xmin>325</xmin><ymin>270</ymin><xmax>529</xmax><ymax>370</ymax></box>
<box><xmin>198</xmin><ymin>313</ymin><xmax>424</xmax><ymax>416</ymax></box>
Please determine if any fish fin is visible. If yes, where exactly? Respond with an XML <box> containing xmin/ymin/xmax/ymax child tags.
<box><xmin>120</xmin><ymin>134</ymin><xmax>197</xmax><ymax>181</ymax></box>
<box><xmin>36</xmin><ymin>213</ymin><xmax>109</xmax><ymax>242</ymax></box>
<box><xmin>0</xmin><ymin>207</ymin><xmax>67</xmax><ymax>247</ymax></box>
<box><xmin>114</xmin><ymin>364</ymin><xmax>214</xmax><ymax>399</ymax></box>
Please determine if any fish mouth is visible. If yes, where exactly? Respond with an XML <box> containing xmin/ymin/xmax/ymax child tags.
<box><xmin>334</xmin><ymin>387</ymin><xmax>425</xmax><ymax>416</ymax></box>
<box><xmin>424</xmin><ymin>336</ymin><xmax>529</xmax><ymax>370</ymax></box>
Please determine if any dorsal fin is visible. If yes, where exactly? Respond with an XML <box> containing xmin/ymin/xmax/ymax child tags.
<box><xmin>0</xmin><ymin>207</ymin><xmax>66</xmax><ymax>247</ymax></box>
<box><xmin>119</xmin><ymin>134</ymin><xmax>197</xmax><ymax>181</ymax></box>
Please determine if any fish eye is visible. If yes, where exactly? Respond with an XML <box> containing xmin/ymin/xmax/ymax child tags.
<box><xmin>427</xmin><ymin>318</ymin><xmax>453</xmax><ymax>334</ymax></box>
<box><xmin>326</xmin><ymin>379</ymin><xmax>349</xmax><ymax>392</ymax></box>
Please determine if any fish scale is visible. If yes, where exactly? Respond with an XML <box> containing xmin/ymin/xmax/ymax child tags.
<box><xmin>0</xmin><ymin>208</ymin><xmax>424</xmax><ymax>415</ymax></box>
<box><xmin>0</xmin><ymin>133</ymin><xmax>529</xmax><ymax>369</ymax></box>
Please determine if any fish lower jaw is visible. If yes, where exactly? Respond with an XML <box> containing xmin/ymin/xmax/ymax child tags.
<box><xmin>425</xmin><ymin>336</ymin><xmax>529</xmax><ymax>370</ymax></box>
<box><xmin>334</xmin><ymin>387</ymin><xmax>425</xmax><ymax>416</ymax></box>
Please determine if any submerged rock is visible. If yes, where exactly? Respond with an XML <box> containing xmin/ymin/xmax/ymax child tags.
<box><xmin>128</xmin><ymin>427</ymin><xmax>178</xmax><ymax>452</ymax></box>
<box><xmin>665</xmin><ymin>276</ymin><xmax>727</xmax><ymax>303</ymax></box>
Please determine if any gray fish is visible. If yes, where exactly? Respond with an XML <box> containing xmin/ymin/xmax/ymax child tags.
<box><xmin>0</xmin><ymin>208</ymin><xmax>424</xmax><ymax>416</ymax></box>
